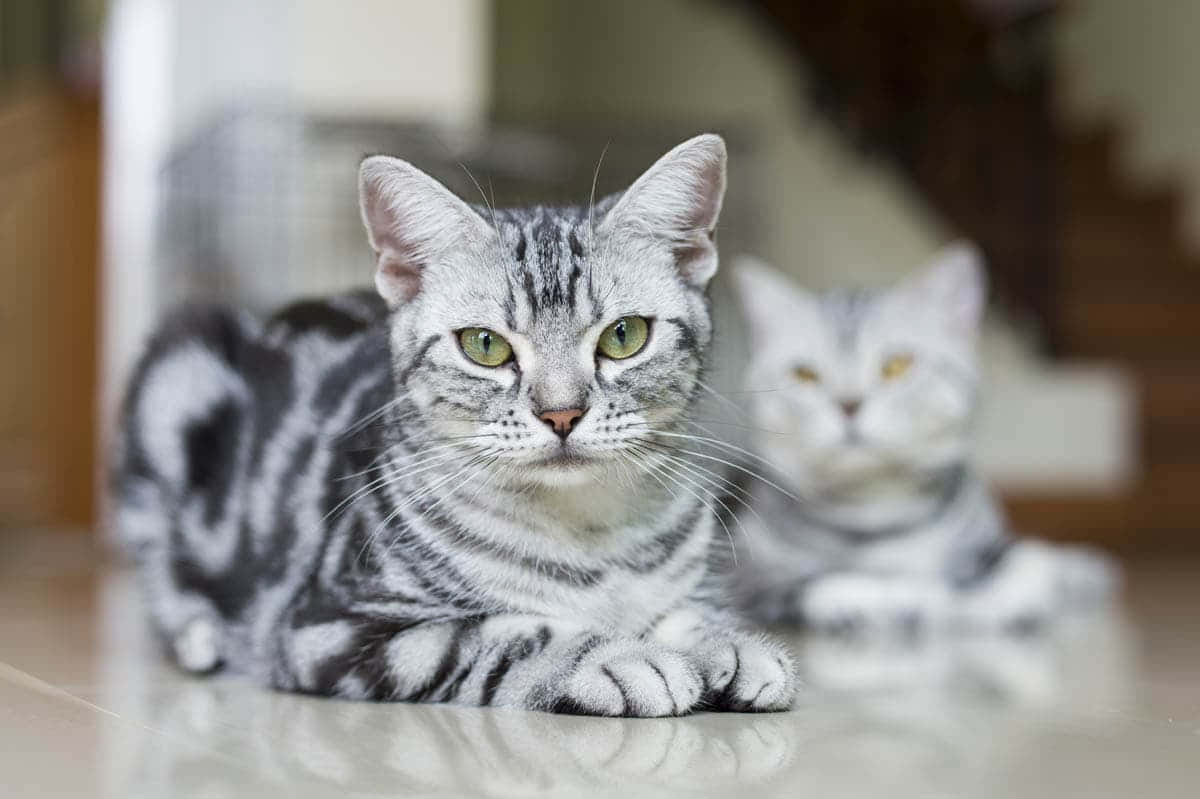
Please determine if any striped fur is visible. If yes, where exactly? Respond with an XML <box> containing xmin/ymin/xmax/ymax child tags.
<box><xmin>731</xmin><ymin>246</ymin><xmax>1118</xmax><ymax>633</ymax></box>
<box><xmin>113</xmin><ymin>135</ymin><xmax>796</xmax><ymax>716</ymax></box>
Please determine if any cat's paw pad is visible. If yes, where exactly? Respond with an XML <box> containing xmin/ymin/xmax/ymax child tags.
<box><xmin>173</xmin><ymin>617</ymin><xmax>222</xmax><ymax>673</ymax></box>
<box><xmin>801</xmin><ymin>575</ymin><xmax>950</xmax><ymax>635</ymax></box>
<box><xmin>698</xmin><ymin>636</ymin><xmax>796</xmax><ymax>712</ymax></box>
<box><xmin>557</xmin><ymin>641</ymin><xmax>701</xmax><ymax>717</ymax></box>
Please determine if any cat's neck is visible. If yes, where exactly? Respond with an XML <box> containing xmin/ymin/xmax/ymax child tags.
<box><xmin>522</xmin><ymin>478</ymin><xmax>668</xmax><ymax>536</ymax></box>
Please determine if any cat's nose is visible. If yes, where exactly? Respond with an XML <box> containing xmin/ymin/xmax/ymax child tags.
<box><xmin>538</xmin><ymin>408</ymin><xmax>587</xmax><ymax>439</ymax></box>
<box><xmin>839</xmin><ymin>398</ymin><xmax>862</xmax><ymax>418</ymax></box>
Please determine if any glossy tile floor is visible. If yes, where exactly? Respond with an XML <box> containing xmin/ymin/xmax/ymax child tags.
<box><xmin>2</xmin><ymin>535</ymin><xmax>1197</xmax><ymax>798</ymax></box>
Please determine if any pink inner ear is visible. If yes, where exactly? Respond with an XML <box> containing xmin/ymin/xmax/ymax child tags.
<box><xmin>376</xmin><ymin>252</ymin><xmax>422</xmax><ymax>305</ymax></box>
<box><xmin>930</xmin><ymin>265</ymin><xmax>984</xmax><ymax>332</ymax></box>
<box><xmin>674</xmin><ymin>238</ymin><xmax>718</xmax><ymax>285</ymax></box>
<box><xmin>689</xmin><ymin>164</ymin><xmax>724</xmax><ymax>234</ymax></box>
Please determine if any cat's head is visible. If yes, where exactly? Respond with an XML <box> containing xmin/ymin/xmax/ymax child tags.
<box><xmin>358</xmin><ymin>135</ymin><xmax>726</xmax><ymax>488</ymax></box>
<box><xmin>733</xmin><ymin>244</ymin><xmax>985</xmax><ymax>496</ymax></box>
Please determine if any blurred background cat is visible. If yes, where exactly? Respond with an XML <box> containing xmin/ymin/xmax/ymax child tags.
<box><xmin>728</xmin><ymin>245</ymin><xmax>1118</xmax><ymax>633</ymax></box>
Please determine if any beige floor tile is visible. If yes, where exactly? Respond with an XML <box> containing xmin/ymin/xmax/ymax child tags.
<box><xmin>1</xmin><ymin>546</ymin><xmax>1198</xmax><ymax>798</ymax></box>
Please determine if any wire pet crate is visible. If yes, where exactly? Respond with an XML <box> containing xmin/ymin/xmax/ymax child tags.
<box><xmin>155</xmin><ymin>108</ymin><xmax>759</xmax><ymax>314</ymax></box>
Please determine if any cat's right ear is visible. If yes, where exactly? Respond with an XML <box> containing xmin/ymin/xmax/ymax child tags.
<box><xmin>358</xmin><ymin>156</ymin><xmax>491</xmax><ymax>307</ymax></box>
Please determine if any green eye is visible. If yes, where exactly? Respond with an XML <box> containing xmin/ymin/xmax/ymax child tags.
<box><xmin>597</xmin><ymin>316</ymin><xmax>650</xmax><ymax>360</ymax></box>
<box><xmin>458</xmin><ymin>328</ymin><xmax>513</xmax><ymax>367</ymax></box>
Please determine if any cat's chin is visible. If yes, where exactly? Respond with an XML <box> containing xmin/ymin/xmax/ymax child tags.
<box><xmin>808</xmin><ymin>447</ymin><xmax>905</xmax><ymax>488</ymax></box>
<box><xmin>518</xmin><ymin>451</ymin><xmax>608</xmax><ymax>488</ymax></box>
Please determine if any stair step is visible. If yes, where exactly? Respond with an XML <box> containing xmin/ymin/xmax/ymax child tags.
<box><xmin>1003</xmin><ymin>464</ymin><xmax>1200</xmax><ymax>553</ymax></box>
<box><xmin>1139</xmin><ymin>366</ymin><xmax>1200</xmax><ymax>463</ymax></box>
<box><xmin>1059</xmin><ymin>126</ymin><xmax>1189</xmax><ymax>255</ymax></box>
<box><xmin>1060</xmin><ymin>219</ymin><xmax>1191</xmax><ymax>265</ymax></box>
<box><xmin>1058</xmin><ymin>299</ymin><xmax>1200</xmax><ymax>359</ymax></box>
<box><xmin>1058</xmin><ymin>267</ymin><xmax>1200</xmax><ymax>301</ymax></box>
<box><xmin>1061</xmin><ymin>183</ymin><xmax>1180</xmax><ymax>226</ymax></box>
<box><xmin>1059</xmin><ymin>128</ymin><xmax>1121</xmax><ymax>170</ymax></box>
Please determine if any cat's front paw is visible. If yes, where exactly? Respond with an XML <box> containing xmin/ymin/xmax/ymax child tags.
<box><xmin>801</xmin><ymin>574</ymin><xmax>951</xmax><ymax>635</ymax></box>
<box><xmin>695</xmin><ymin>635</ymin><xmax>796</xmax><ymax>712</ymax></box>
<box><xmin>554</xmin><ymin>640</ymin><xmax>702</xmax><ymax>717</ymax></box>
<box><xmin>957</xmin><ymin>542</ymin><xmax>1059</xmax><ymax>631</ymax></box>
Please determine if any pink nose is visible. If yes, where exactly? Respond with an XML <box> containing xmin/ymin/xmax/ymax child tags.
<box><xmin>839</xmin><ymin>398</ymin><xmax>862</xmax><ymax>418</ymax></box>
<box><xmin>538</xmin><ymin>408</ymin><xmax>585</xmax><ymax>439</ymax></box>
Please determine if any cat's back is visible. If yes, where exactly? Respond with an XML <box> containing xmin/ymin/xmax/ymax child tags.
<box><xmin>113</xmin><ymin>292</ymin><xmax>390</xmax><ymax>555</ymax></box>
<box><xmin>265</xmin><ymin>289</ymin><xmax>387</xmax><ymax>344</ymax></box>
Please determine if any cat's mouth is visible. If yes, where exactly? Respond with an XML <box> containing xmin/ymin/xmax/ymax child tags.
<box><xmin>531</xmin><ymin>450</ymin><xmax>598</xmax><ymax>468</ymax></box>
<box><xmin>817</xmin><ymin>444</ymin><xmax>889</xmax><ymax>475</ymax></box>
<box><xmin>519</xmin><ymin>447</ymin><xmax>611</xmax><ymax>488</ymax></box>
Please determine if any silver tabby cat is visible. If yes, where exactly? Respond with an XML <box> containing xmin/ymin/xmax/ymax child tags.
<box><xmin>114</xmin><ymin>135</ymin><xmax>796</xmax><ymax>716</ymax></box>
<box><xmin>731</xmin><ymin>245</ymin><xmax>1117</xmax><ymax>632</ymax></box>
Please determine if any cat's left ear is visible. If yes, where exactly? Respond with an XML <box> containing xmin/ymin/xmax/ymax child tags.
<box><xmin>906</xmin><ymin>241</ymin><xmax>987</xmax><ymax>333</ymax></box>
<box><xmin>601</xmin><ymin>134</ymin><xmax>727</xmax><ymax>288</ymax></box>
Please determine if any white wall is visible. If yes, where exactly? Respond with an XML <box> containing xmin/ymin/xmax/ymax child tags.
<box><xmin>166</xmin><ymin>0</ymin><xmax>292</xmax><ymax>145</ymax></box>
<box><xmin>162</xmin><ymin>0</ymin><xmax>490</xmax><ymax>149</ymax></box>
<box><xmin>294</xmin><ymin>0</ymin><xmax>489</xmax><ymax>124</ymax></box>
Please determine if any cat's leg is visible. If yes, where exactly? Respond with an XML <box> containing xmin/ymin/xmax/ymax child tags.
<box><xmin>797</xmin><ymin>573</ymin><xmax>953</xmax><ymax>635</ymax></box>
<box><xmin>652</xmin><ymin>605</ymin><xmax>797</xmax><ymax>712</ymax></box>
<box><xmin>745</xmin><ymin>572</ymin><xmax>952</xmax><ymax>635</ymax></box>
<box><xmin>274</xmin><ymin>613</ymin><xmax>704</xmax><ymax>717</ymax></box>
<box><xmin>953</xmin><ymin>540</ymin><xmax>1060</xmax><ymax>630</ymax></box>
<box><xmin>954</xmin><ymin>540</ymin><xmax>1117</xmax><ymax>630</ymax></box>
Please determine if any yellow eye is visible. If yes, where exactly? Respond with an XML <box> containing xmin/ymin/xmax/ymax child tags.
<box><xmin>597</xmin><ymin>316</ymin><xmax>650</xmax><ymax>360</ymax></box>
<box><xmin>793</xmin><ymin>365</ymin><xmax>820</xmax><ymax>383</ymax></box>
<box><xmin>458</xmin><ymin>328</ymin><xmax>513</xmax><ymax>367</ymax></box>
<box><xmin>881</xmin><ymin>353</ymin><xmax>914</xmax><ymax>380</ymax></box>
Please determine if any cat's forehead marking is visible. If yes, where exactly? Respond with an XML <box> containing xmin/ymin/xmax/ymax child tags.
<box><xmin>819</xmin><ymin>288</ymin><xmax>879</xmax><ymax>352</ymax></box>
<box><xmin>486</xmin><ymin>204</ymin><xmax>598</xmax><ymax>327</ymax></box>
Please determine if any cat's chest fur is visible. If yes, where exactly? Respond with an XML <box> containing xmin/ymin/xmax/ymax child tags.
<box><xmin>359</xmin><ymin>475</ymin><xmax>715</xmax><ymax>632</ymax></box>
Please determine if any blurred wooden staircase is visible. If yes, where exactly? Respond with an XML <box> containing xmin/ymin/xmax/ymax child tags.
<box><xmin>747</xmin><ymin>0</ymin><xmax>1200</xmax><ymax>554</ymax></box>
<box><xmin>1014</xmin><ymin>126</ymin><xmax>1200</xmax><ymax>553</ymax></box>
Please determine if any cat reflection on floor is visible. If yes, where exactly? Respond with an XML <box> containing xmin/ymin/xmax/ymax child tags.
<box><xmin>113</xmin><ymin>678</ymin><xmax>796</xmax><ymax>796</ymax></box>
<box><xmin>729</xmin><ymin>244</ymin><xmax>1118</xmax><ymax>633</ymax></box>
<box><xmin>105</xmin><ymin>600</ymin><xmax>1134</xmax><ymax>797</ymax></box>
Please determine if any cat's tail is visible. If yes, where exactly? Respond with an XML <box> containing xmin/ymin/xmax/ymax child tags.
<box><xmin>109</xmin><ymin>305</ymin><xmax>259</xmax><ymax>560</ymax></box>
